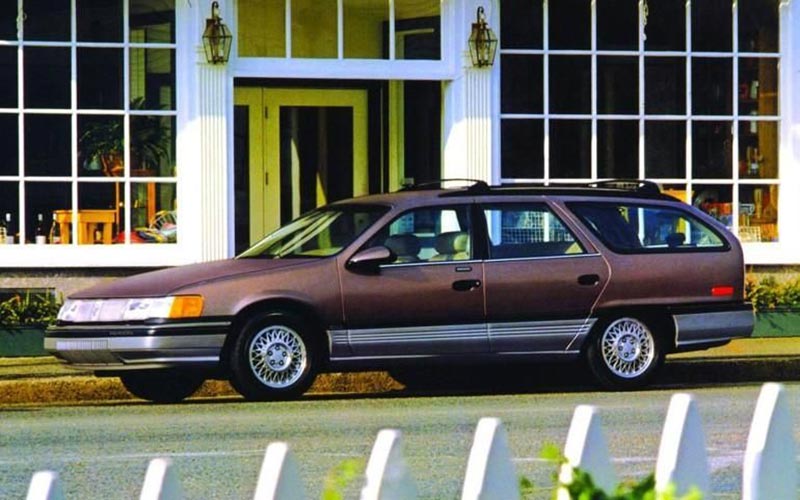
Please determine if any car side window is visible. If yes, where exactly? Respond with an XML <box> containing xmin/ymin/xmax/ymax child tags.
<box><xmin>369</xmin><ymin>206</ymin><xmax>472</xmax><ymax>263</ymax></box>
<box><xmin>568</xmin><ymin>202</ymin><xmax>727</xmax><ymax>253</ymax></box>
<box><xmin>482</xmin><ymin>203</ymin><xmax>584</xmax><ymax>259</ymax></box>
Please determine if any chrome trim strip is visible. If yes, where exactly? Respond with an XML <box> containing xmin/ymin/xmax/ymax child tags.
<box><xmin>674</xmin><ymin>309</ymin><xmax>754</xmax><ymax>347</ymax></box>
<box><xmin>379</xmin><ymin>259</ymin><xmax>482</xmax><ymax>269</ymax></box>
<box><xmin>49</xmin><ymin>321</ymin><xmax>231</xmax><ymax>332</ymax></box>
<box><xmin>348</xmin><ymin>323</ymin><xmax>486</xmax><ymax>343</ymax></box>
<box><xmin>484</xmin><ymin>253</ymin><xmax>602</xmax><ymax>264</ymax></box>
<box><xmin>488</xmin><ymin>319</ymin><xmax>596</xmax><ymax>338</ymax></box>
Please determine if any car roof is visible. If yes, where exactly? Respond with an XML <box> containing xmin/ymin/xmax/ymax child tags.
<box><xmin>333</xmin><ymin>179</ymin><xmax>681</xmax><ymax>208</ymax></box>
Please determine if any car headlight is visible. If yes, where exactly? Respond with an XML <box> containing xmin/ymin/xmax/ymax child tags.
<box><xmin>57</xmin><ymin>296</ymin><xmax>204</xmax><ymax>322</ymax></box>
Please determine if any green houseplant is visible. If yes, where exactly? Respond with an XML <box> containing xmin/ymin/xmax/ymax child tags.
<box><xmin>0</xmin><ymin>293</ymin><xmax>62</xmax><ymax>357</ymax></box>
<box><xmin>746</xmin><ymin>273</ymin><xmax>800</xmax><ymax>337</ymax></box>
<box><xmin>79</xmin><ymin>97</ymin><xmax>171</xmax><ymax>177</ymax></box>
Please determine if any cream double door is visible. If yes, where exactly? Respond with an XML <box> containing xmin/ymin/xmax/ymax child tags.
<box><xmin>235</xmin><ymin>88</ymin><xmax>369</xmax><ymax>244</ymax></box>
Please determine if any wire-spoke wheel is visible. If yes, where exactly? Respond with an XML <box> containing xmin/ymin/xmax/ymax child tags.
<box><xmin>230</xmin><ymin>312</ymin><xmax>319</xmax><ymax>401</ymax></box>
<box><xmin>586</xmin><ymin>316</ymin><xmax>664</xmax><ymax>390</ymax></box>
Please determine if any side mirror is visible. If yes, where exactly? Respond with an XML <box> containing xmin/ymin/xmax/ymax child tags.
<box><xmin>346</xmin><ymin>246</ymin><xmax>396</xmax><ymax>273</ymax></box>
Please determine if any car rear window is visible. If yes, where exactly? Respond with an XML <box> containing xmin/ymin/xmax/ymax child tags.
<box><xmin>568</xmin><ymin>202</ymin><xmax>728</xmax><ymax>253</ymax></box>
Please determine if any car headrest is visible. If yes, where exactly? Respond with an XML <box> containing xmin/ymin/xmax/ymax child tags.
<box><xmin>434</xmin><ymin>231</ymin><xmax>469</xmax><ymax>254</ymax></box>
<box><xmin>384</xmin><ymin>234</ymin><xmax>421</xmax><ymax>257</ymax></box>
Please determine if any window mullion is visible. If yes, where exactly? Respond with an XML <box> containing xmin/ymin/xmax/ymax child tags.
<box><xmin>732</xmin><ymin>0</ymin><xmax>740</xmax><ymax>237</ymax></box>
<box><xmin>285</xmin><ymin>0</ymin><xmax>292</xmax><ymax>58</ymax></box>
<box><xmin>638</xmin><ymin>0</ymin><xmax>646</xmax><ymax>181</ymax></box>
<box><xmin>685</xmin><ymin>1</ymin><xmax>692</xmax><ymax>188</ymax></box>
<box><xmin>590</xmin><ymin>0</ymin><xmax>597</xmax><ymax>181</ymax></box>
<box><xmin>543</xmin><ymin>0</ymin><xmax>550</xmax><ymax>182</ymax></box>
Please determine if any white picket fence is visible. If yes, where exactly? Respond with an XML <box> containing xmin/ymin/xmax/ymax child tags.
<box><xmin>26</xmin><ymin>382</ymin><xmax>796</xmax><ymax>500</ymax></box>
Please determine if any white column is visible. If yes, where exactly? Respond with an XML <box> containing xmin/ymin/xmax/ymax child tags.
<box><xmin>442</xmin><ymin>0</ymin><xmax>499</xmax><ymax>184</ymax></box>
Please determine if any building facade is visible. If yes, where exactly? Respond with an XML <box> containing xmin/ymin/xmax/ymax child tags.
<box><xmin>0</xmin><ymin>0</ymin><xmax>798</xmax><ymax>295</ymax></box>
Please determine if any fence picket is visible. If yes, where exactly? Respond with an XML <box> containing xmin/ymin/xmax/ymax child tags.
<box><xmin>461</xmin><ymin>417</ymin><xmax>518</xmax><ymax>500</ymax></box>
<box><xmin>253</xmin><ymin>442</ymin><xmax>305</xmax><ymax>500</ymax></box>
<box><xmin>655</xmin><ymin>393</ymin><xmax>710</xmax><ymax>497</ymax></box>
<box><xmin>139</xmin><ymin>458</ymin><xmax>183</xmax><ymax>500</ymax></box>
<box><xmin>360</xmin><ymin>429</ymin><xmax>417</xmax><ymax>500</ymax></box>
<box><xmin>25</xmin><ymin>471</ymin><xmax>64</xmax><ymax>500</ymax></box>
<box><xmin>742</xmin><ymin>383</ymin><xmax>797</xmax><ymax>500</ymax></box>
<box><xmin>558</xmin><ymin>405</ymin><xmax>617</xmax><ymax>499</ymax></box>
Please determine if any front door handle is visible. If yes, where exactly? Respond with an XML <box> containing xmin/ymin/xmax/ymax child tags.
<box><xmin>453</xmin><ymin>279</ymin><xmax>482</xmax><ymax>292</ymax></box>
<box><xmin>578</xmin><ymin>274</ymin><xmax>600</xmax><ymax>286</ymax></box>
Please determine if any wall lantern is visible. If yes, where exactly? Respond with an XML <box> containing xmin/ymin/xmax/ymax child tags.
<box><xmin>468</xmin><ymin>6</ymin><xmax>498</xmax><ymax>68</ymax></box>
<box><xmin>202</xmin><ymin>1</ymin><xmax>232</xmax><ymax>64</ymax></box>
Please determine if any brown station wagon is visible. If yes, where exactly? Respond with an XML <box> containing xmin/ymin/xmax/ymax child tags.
<box><xmin>45</xmin><ymin>180</ymin><xmax>754</xmax><ymax>402</ymax></box>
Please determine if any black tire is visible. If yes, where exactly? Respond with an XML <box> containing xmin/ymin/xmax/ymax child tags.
<box><xmin>120</xmin><ymin>370</ymin><xmax>204</xmax><ymax>403</ymax></box>
<box><xmin>229</xmin><ymin>311</ymin><xmax>320</xmax><ymax>401</ymax></box>
<box><xmin>585</xmin><ymin>316</ymin><xmax>664</xmax><ymax>390</ymax></box>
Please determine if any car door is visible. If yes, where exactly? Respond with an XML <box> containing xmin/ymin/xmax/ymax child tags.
<box><xmin>338</xmin><ymin>204</ymin><xmax>487</xmax><ymax>357</ymax></box>
<box><xmin>479</xmin><ymin>200</ymin><xmax>609</xmax><ymax>353</ymax></box>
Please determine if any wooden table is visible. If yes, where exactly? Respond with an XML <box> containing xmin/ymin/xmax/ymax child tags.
<box><xmin>53</xmin><ymin>209</ymin><xmax>117</xmax><ymax>244</ymax></box>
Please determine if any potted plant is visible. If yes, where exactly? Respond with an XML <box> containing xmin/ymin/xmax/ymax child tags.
<box><xmin>79</xmin><ymin>97</ymin><xmax>171</xmax><ymax>177</ymax></box>
<box><xmin>0</xmin><ymin>292</ymin><xmax>62</xmax><ymax>357</ymax></box>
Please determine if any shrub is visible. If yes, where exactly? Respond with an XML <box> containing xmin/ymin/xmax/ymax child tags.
<box><xmin>0</xmin><ymin>292</ymin><xmax>63</xmax><ymax>327</ymax></box>
<box><xmin>745</xmin><ymin>274</ymin><xmax>800</xmax><ymax>312</ymax></box>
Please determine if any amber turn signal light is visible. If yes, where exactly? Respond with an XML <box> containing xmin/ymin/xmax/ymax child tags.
<box><xmin>168</xmin><ymin>295</ymin><xmax>204</xmax><ymax>318</ymax></box>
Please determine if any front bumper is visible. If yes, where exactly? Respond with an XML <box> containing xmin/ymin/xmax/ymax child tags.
<box><xmin>44</xmin><ymin>320</ymin><xmax>230</xmax><ymax>371</ymax></box>
<box><xmin>670</xmin><ymin>302</ymin><xmax>754</xmax><ymax>350</ymax></box>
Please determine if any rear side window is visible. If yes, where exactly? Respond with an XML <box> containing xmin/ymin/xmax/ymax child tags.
<box><xmin>482</xmin><ymin>203</ymin><xmax>584</xmax><ymax>259</ymax></box>
<box><xmin>568</xmin><ymin>202</ymin><xmax>727</xmax><ymax>253</ymax></box>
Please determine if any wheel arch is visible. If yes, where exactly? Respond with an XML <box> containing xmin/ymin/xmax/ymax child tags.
<box><xmin>219</xmin><ymin>298</ymin><xmax>329</xmax><ymax>374</ymax></box>
<box><xmin>587</xmin><ymin>306</ymin><xmax>677</xmax><ymax>353</ymax></box>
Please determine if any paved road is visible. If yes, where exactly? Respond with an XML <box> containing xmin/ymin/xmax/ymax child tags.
<box><xmin>3</xmin><ymin>383</ymin><xmax>798</xmax><ymax>499</ymax></box>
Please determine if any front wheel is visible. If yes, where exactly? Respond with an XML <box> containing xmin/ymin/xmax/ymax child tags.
<box><xmin>120</xmin><ymin>370</ymin><xmax>204</xmax><ymax>403</ymax></box>
<box><xmin>229</xmin><ymin>312</ymin><xmax>319</xmax><ymax>401</ymax></box>
<box><xmin>585</xmin><ymin>316</ymin><xmax>664</xmax><ymax>390</ymax></box>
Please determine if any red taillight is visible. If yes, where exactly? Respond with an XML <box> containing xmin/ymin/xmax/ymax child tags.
<box><xmin>711</xmin><ymin>286</ymin><xmax>735</xmax><ymax>297</ymax></box>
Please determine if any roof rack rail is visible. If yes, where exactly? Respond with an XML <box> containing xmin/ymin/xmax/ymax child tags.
<box><xmin>398</xmin><ymin>179</ymin><xmax>489</xmax><ymax>193</ymax></box>
<box><xmin>590</xmin><ymin>179</ymin><xmax>661</xmax><ymax>195</ymax></box>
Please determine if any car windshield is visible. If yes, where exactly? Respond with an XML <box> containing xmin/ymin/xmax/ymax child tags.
<box><xmin>238</xmin><ymin>205</ymin><xmax>388</xmax><ymax>259</ymax></box>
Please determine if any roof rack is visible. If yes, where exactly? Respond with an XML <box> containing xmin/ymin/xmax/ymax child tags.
<box><xmin>398</xmin><ymin>179</ymin><xmax>489</xmax><ymax>193</ymax></box>
<box><xmin>589</xmin><ymin>179</ymin><xmax>661</xmax><ymax>195</ymax></box>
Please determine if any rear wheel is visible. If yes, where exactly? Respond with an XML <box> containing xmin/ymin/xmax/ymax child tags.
<box><xmin>229</xmin><ymin>312</ymin><xmax>319</xmax><ymax>401</ymax></box>
<box><xmin>585</xmin><ymin>316</ymin><xmax>664</xmax><ymax>390</ymax></box>
<box><xmin>120</xmin><ymin>370</ymin><xmax>204</xmax><ymax>403</ymax></box>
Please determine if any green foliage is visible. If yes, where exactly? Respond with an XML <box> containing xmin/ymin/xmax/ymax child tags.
<box><xmin>321</xmin><ymin>458</ymin><xmax>365</xmax><ymax>500</ymax></box>
<box><xmin>0</xmin><ymin>292</ymin><xmax>62</xmax><ymax>327</ymax></box>
<box><xmin>746</xmin><ymin>274</ymin><xmax>800</xmax><ymax>312</ymax></box>
<box><xmin>541</xmin><ymin>444</ymin><xmax>703</xmax><ymax>500</ymax></box>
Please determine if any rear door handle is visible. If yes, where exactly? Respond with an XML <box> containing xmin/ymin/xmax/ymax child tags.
<box><xmin>453</xmin><ymin>279</ymin><xmax>482</xmax><ymax>292</ymax></box>
<box><xmin>578</xmin><ymin>274</ymin><xmax>600</xmax><ymax>286</ymax></box>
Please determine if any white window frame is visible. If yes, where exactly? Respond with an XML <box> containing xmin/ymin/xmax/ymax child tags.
<box><xmin>0</xmin><ymin>0</ymin><xmax>185</xmax><ymax>267</ymax></box>
<box><xmin>496</xmin><ymin>0</ymin><xmax>799</xmax><ymax>264</ymax></box>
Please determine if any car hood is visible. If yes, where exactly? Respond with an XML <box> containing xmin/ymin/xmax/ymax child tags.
<box><xmin>70</xmin><ymin>258</ymin><xmax>315</xmax><ymax>299</ymax></box>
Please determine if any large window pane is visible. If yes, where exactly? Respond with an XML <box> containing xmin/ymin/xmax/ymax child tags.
<box><xmin>692</xmin><ymin>0</ymin><xmax>732</xmax><ymax>52</ymax></box>
<box><xmin>130</xmin><ymin>48</ymin><xmax>175</xmax><ymax>110</ymax></box>
<box><xmin>645</xmin><ymin>57</ymin><xmax>685</xmax><ymax>115</ymax></box>
<box><xmin>644</xmin><ymin>1</ymin><xmax>684</xmax><ymax>51</ymax></box>
<box><xmin>78</xmin><ymin>182</ymin><xmax>122</xmax><ymax>245</ymax></box>
<box><xmin>739</xmin><ymin>120</ymin><xmax>777</xmax><ymax>180</ymax></box>
<box><xmin>0</xmin><ymin>2</ymin><xmax>16</xmax><ymax>40</ymax></box>
<box><xmin>25</xmin><ymin>182</ymin><xmax>71</xmax><ymax>244</ymax></box>
<box><xmin>394</xmin><ymin>14</ymin><xmax>439</xmax><ymax>60</ymax></box>
<box><xmin>597</xmin><ymin>0</ymin><xmax>638</xmax><ymax>50</ymax></box>
<box><xmin>739</xmin><ymin>185</ymin><xmax>778</xmax><ymax>242</ymax></box>
<box><xmin>24</xmin><ymin>48</ymin><xmax>70</xmax><ymax>109</ymax></box>
<box><xmin>738</xmin><ymin>58</ymin><xmax>778</xmax><ymax>116</ymax></box>
<box><xmin>692</xmin><ymin>122</ymin><xmax>732</xmax><ymax>179</ymax></box>
<box><xmin>129</xmin><ymin>182</ymin><xmax>177</xmax><ymax>243</ymax></box>
<box><xmin>291</xmin><ymin>0</ymin><xmax>337</xmax><ymax>58</ymax></box>
<box><xmin>23</xmin><ymin>0</ymin><xmax>70</xmax><ymax>41</ymax></box>
<box><xmin>131</xmin><ymin>0</ymin><xmax>175</xmax><ymax>44</ymax></box>
<box><xmin>501</xmin><ymin>0</ymin><xmax>542</xmax><ymax>49</ymax></box>
<box><xmin>598</xmin><ymin>57</ymin><xmax>637</xmax><ymax>115</ymax></box>
<box><xmin>131</xmin><ymin>115</ymin><xmax>174</xmax><ymax>176</ymax></box>
<box><xmin>79</xmin><ymin>116</ymin><xmax>124</xmax><ymax>177</ymax></box>
<box><xmin>692</xmin><ymin>58</ymin><xmax>732</xmax><ymax>116</ymax></box>
<box><xmin>25</xmin><ymin>115</ymin><xmax>70</xmax><ymax>177</ymax></box>
<box><xmin>550</xmin><ymin>120</ymin><xmax>590</xmax><ymax>178</ymax></box>
<box><xmin>501</xmin><ymin>120</ymin><xmax>543</xmax><ymax>179</ymax></box>
<box><xmin>501</xmin><ymin>55</ymin><xmax>542</xmax><ymax>114</ymax></box>
<box><xmin>645</xmin><ymin>121</ymin><xmax>686</xmax><ymax>179</ymax></box>
<box><xmin>0</xmin><ymin>115</ymin><xmax>18</xmax><ymax>176</ymax></box>
<box><xmin>549</xmin><ymin>0</ymin><xmax>590</xmax><ymax>49</ymax></box>
<box><xmin>238</xmin><ymin>0</ymin><xmax>286</xmax><ymax>57</ymax></box>
<box><xmin>693</xmin><ymin>184</ymin><xmax>733</xmax><ymax>231</ymax></box>
<box><xmin>343</xmin><ymin>0</ymin><xmax>388</xmax><ymax>59</ymax></box>
<box><xmin>78</xmin><ymin>48</ymin><xmax>124</xmax><ymax>110</ymax></box>
<box><xmin>549</xmin><ymin>56</ymin><xmax>590</xmax><ymax>114</ymax></box>
<box><xmin>598</xmin><ymin>120</ymin><xmax>638</xmax><ymax>179</ymax></box>
<box><xmin>0</xmin><ymin>47</ymin><xmax>17</xmax><ymax>108</ymax></box>
<box><xmin>739</xmin><ymin>0</ymin><xmax>778</xmax><ymax>52</ymax></box>
<box><xmin>77</xmin><ymin>0</ymin><xmax>122</xmax><ymax>42</ymax></box>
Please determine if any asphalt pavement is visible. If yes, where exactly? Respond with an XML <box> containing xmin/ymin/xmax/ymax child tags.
<box><xmin>1</xmin><ymin>338</ymin><xmax>799</xmax><ymax>405</ymax></box>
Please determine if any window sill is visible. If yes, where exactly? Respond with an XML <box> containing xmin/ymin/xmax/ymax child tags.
<box><xmin>0</xmin><ymin>244</ymin><xmax>197</xmax><ymax>268</ymax></box>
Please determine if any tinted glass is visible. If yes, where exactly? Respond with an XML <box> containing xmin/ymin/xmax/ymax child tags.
<box><xmin>370</xmin><ymin>206</ymin><xmax>472</xmax><ymax>263</ymax></box>
<box><xmin>569</xmin><ymin>202</ymin><xmax>727</xmax><ymax>253</ymax></box>
<box><xmin>482</xmin><ymin>204</ymin><xmax>583</xmax><ymax>259</ymax></box>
